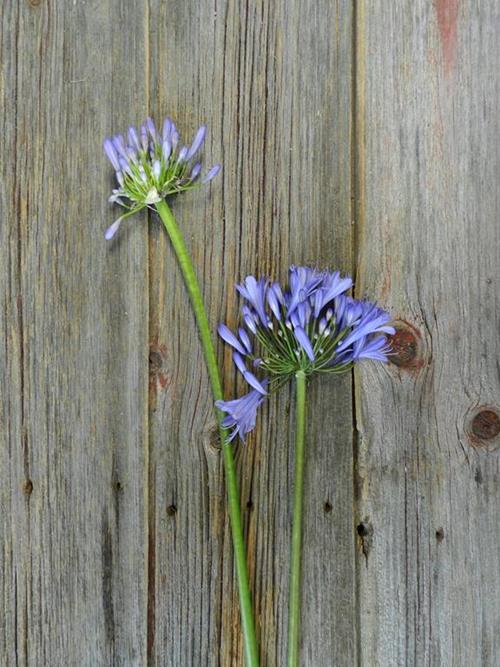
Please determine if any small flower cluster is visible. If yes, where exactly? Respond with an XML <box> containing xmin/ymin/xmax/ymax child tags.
<box><xmin>216</xmin><ymin>266</ymin><xmax>395</xmax><ymax>441</ymax></box>
<box><xmin>103</xmin><ymin>117</ymin><xmax>221</xmax><ymax>239</ymax></box>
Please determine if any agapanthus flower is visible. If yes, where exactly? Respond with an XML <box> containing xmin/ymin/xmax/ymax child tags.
<box><xmin>215</xmin><ymin>266</ymin><xmax>394</xmax><ymax>441</ymax></box>
<box><xmin>103</xmin><ymin>116</ymin><xmax>221</xmax><ymax>239</ymax></box>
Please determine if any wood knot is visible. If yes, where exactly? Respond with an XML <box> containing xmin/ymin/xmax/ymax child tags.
<box><xmin>204</xmin><ymin>424</ymin><xmax>221</xmax><ymax>452</ymax></box>
<box><xmin>356</xmin><ymin>520</ymin><xmax>373</xmax><ymax>563</ymax></box>
<box><xmin>388</xmin><ymin>320</ymin><xmax>424</xmax><ymax>369</ymax></box>
<box><xmin>22</xmin><ymin>479</ymin><xmax>33</xmax><ymax>496</ymax></box>
<box><xmin>467</xmin><ymin>406</ymin><xmax>500</xmax><ymax>451</ymax></box>
<box><xmin>166</xmin><ymin>504</ymin><xmax>177</xmax><ymax>517</ymax></box>
<box><xmin>149</xmin><ymin>343</ymin><xmax>170</xmax><ymax>401</ymax></box>
<box><xmin>471</xmin><ymin>410</ymin><xmax>500</xmax><ymax>441</ymax></box>
<box><xmin>435</xmin><ymin>527</ymin><xmax>445</xmax><ymax>543</ymax></box>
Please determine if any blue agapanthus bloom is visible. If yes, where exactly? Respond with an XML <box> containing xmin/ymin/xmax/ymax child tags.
<box><xmin>103</xmin><ymin>117</ymin><xmax>221</xmax><ymax>239</ymax></box>
<box><xmin>216</xmin><ymin>266</ymin><xmax>394</xmax><ymax>441</ymax></box>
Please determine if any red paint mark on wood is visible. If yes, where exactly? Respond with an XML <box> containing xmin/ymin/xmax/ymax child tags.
<box><xmin>434</xmin><ymin>0</ymin><xmax>459</xmax><ymax>75</ymax></box>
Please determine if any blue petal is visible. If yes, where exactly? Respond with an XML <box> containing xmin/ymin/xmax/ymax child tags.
<box><xmin>294</xmin><ymin>326</ymin><xmax>315</xmax><ymax>361</ymax></box>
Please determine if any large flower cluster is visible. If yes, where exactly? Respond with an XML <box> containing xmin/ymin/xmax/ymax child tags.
<box><xmin>216</xmin><ymin>266</ymin><xmax>394</xmax><ymax>441</ymax></box>
<box><xmin>103</xmin><ymin>116</ymin><xmax>221</xmax><ymax>239</ymax></box>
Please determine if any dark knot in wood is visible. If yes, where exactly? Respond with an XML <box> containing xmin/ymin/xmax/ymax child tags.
<box><xmin>388</xmin><ymin>321</ymin><xmax>421</xmax><ymax>368</ymax></box>
<box><xmin>22</xmin><ymin>479</ymin><xmax>33</xmax><ymax>496</ymax></box>
<box><xmin>471</xmin><ymin>410</ymin><xmax>500</xmax><ymax>441</ymax></box>
<box><xmin>166</xmin><ymin>504</ymin><xmax>177</xmax><ymax>517</ymax></box>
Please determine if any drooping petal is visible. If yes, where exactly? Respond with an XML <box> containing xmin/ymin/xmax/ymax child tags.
<box><xmin>238</xmin><ymin>327</ymin><xmax>252</xmax><ymax>354</ymax></box>
<box><xmin>104</xmin><ymin>217</ymin><xmax>123</xmax><ymax>240</ymax></box>
<box><xmin>243</xmin><ymin>371</ymin><xmax>268</xmax><ymax>395</ymax></box>
<box><xmin>232</xmin><ymin>351</ymin><xmax>248</xmax><ymax>374</ymax></box>
<box><xmin>218</xmin><ymin>324</ymin><xmax>247</xmax><ymax>355</ymax></box>
<box><xmin>215</xmin><ymin>383</ymin><xmax>268</xmax><ymax>442</ymax></box>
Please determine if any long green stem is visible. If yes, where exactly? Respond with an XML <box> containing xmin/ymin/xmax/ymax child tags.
<box><xmin>155</xmin><ymin>199</ymin><xmax>259</xmax><ymax>667</ymax></box>
<box><xmin>287</xmin><ymin>370</ymin><xmax>307</xmax><ymax>667</ymax></box>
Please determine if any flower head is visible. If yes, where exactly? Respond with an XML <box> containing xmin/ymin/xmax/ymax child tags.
<box><xmin>217</xmin><ymin>266</ymin><xmax>394</xmax><ymax>441</ymax></box>
<box><xmin>103</xmin><ymin>117</ymin><xmax>221</xmax><ymax>239</ymax></box>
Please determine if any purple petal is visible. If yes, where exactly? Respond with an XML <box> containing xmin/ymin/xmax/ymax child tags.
<box><xmin>232</xmin><ymin>352</ymin><xmax>248</xmax><ymax>374</ymax></box>
<box><xmin>267</xmin><ymin>287</ymin><xmax>282</xmax><ymax>320</ymax></box>
<box><xmin>218</xmin><ymin>324</ymin><xmax>247</xmax><ymax>355</ymax></box>
<box><xmin>162</xmin><ymin>117</ymin><xmax>172</xmax><ymax>141</ymax></box>
<box><xmin>294</xmin><ymin>326</ymin><xmax>315</xmax><ymax>361</ymax></box>
<box><xmin>190</xmin><ymin>162</ymin><xmax>202</xmax><ymax>180</ymax></box>
<box><xmin>243</xmin><ymin>371</ymin><xmax>268</xmax><ymax>395</ymax></box>
<box><xmin>215</xmin><ymin>381</ymin><xmax>268</xmax><ymax>442</ymax></box>
<box><xmin>140</xmin><ymin>125</ymin><xmax>149</xmax><ymax>151</ymax></box>
<box><xmin>187</xmin><ymin>125</ymin><xmax>207</xmax><ymax>160</ymax></box>
<box><xmin>127</xmin><ymin>126</ymin><xmax>140</xmax><ymax>151</ymax></box>
<box><xmin>145</xmin><ymin>116</ymin><xmax>157</xmax><ymax>140</ymax></box>
<box><xmin>112</xmin><ymin>134</ymin><xmax>127</xmax><ymax>157</ymax></box>
<box><xmin>202</xmin><ymin>164</ymin><xmax>221</xmax><ymax>183</ymax></box>
<box><xmin>171</xmin><ymin>127</ymin><xmax>180</xmax><ymax>149</ymax></box>
<box><xmin>104</xmin><ymin>218</ymin><xmax>122</xmax><ymax>240</ymax></box>
<box><xmin>177</xmin><ymin>146</ymin><xmax>188</xmax><ymax>163</ymax></box>
<box><xmin>103</xmin><ymin>139</ymin><xmax>120</xmax><ymax>171</ymax></box>
<box><xmin>162</xmin><ymin>139</ymin><xmax>172</xmax><ymax>161</ymax></box>
<box><xmin>238</xmin><ymin>327</ymin><xmax>252</xmax><ymax>354</ymax></box>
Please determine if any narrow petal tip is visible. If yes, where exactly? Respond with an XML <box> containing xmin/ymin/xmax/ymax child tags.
<box><xmin>202</xmin><ymin>163</ymin><xmax>222</xmax><ymax>184</ymax></box>
<box><xmin>104</xmin><ymin>217</ymin><xmax>122</xmax><ymax>240</ymax></box>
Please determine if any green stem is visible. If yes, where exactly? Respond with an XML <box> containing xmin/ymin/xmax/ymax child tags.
<box><xmin>155</xmin><ymin>200</ymin><xmax>259</xmax><ymax>667</ymax></box>
<box><xmin>287</xmin><ymin>370</ymin><xmax>307</xmax><ymax>667</ymax></box>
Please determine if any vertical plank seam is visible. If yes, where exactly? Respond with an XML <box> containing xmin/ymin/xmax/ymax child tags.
<box><xmin>144</xmin><ymin>1</ymin><xmax>154</xmax><ymax>663</ymax></box>
<box><xmin>12</xmin><ymin>3</ymin><xmax>31</xmax><ymax>662</ymax></box>
<box><xmin>351</xmin><ymin>2</ymin><xmax>365</xmax><ymax>666</ymax></box>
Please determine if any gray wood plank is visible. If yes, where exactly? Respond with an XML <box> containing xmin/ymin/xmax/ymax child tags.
<box><xmin>0</xmin><ymin>2</ymin><xmax>149</xmax><ymax>664</ymax></box>
<box><xmin>147</xmin><ymin>1</ymin><xmax>355</xmax><ymax>664</ymax></box>
<box><xmin>355</xmin><ymin>2</ymin><xmax>500</xmax><ymax>665</ymax></box>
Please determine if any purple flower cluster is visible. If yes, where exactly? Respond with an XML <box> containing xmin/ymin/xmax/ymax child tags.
<box><xmin>103</xmin><ymin>117</ymin><xmax>221</xmax><ymax>239</ymax></box>
<box><xmin>216</xmin><ymin>266</ymin><xmax>394</xmax><ymax>441</ymax></box>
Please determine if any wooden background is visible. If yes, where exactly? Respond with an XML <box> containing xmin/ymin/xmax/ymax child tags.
<box><xmin>1</xmin><ymin>0</ymin><xmax>499</xmax><ymax>665</ymax></box>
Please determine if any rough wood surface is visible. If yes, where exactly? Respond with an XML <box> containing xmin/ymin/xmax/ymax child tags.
<box><xmin>147</xmin><ymin>2</ymin><xmax>355</xmax><ymax>665</ymax></box>
<box><xmin>1</xmin><ymin>2</ymin><xmax>149</xmax><ymax>665</ymax></box>
<box><xmin>355</xmin><ymin>1</ymin><xmax>500</xmax><ymax>665</ymax></box>
<box><xmin>2</xmin><ymin>0</ymin><xmax>500</xmax><ymax>666</ymax></box>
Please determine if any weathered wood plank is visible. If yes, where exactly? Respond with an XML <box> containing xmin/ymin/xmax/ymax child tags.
<box><xmin>355</xmin><ymin>1</ymin><xmax>500</xmax><ymax>665</ymax></box>
<box><xmin>0</xmin><ymin>2</ymin><xmax>149</xmax><ymax>664</ymax></box>
<box><xmin>147</xmin><ymin>1</ymin><xmax>355</xmax><ymax>664</ymax></box>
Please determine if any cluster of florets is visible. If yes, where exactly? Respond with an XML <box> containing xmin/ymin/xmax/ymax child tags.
<box><xmin>103</xmin><ymin>116</ymin><xmax>221</xmax><ymax>239</ymax></box>
<box><xmin>216</xmin><ymin>266</ymin><xmax>395</xmax><ymax>441</ymax></box>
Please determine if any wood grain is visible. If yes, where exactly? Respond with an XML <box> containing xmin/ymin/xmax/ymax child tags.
<box><xmin>147</xmin><ymin>1</ymin><xmax>355</xmax><ymax>664</ymax></box>
<box><xmin>5</xmin><ymin>1</ymin><xmax>499</xmax><ymax>665</ymax></box>
<box><xmin>355</xmin><ymin>1</ymin><xmax>500</xmax><ymax>665</ymax></box>
<box><xmin>1</xmin><ymin>2</ymin><xmax>149</xmax><ymax>664</ymax></box>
